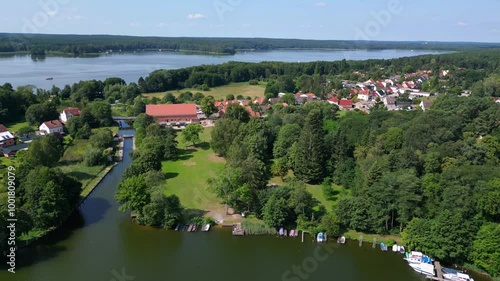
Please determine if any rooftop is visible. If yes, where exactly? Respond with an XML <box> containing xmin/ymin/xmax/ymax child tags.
<box><xmin>146</xmin><ymin>104</ymin><xmax>197</xmax><ymax>117</ymax></box>
<box><xmin>42</xmin><ymin>120</ymin><xmax>63</xmax><ymax>129</ymax></box>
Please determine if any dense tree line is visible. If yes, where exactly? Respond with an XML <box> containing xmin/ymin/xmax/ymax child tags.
<box><xmin>209</xmin><ymin>94</ymin><xmax>500</xmax><ymax>277</ymax></box>
<box><xmin>2</xmin><ymin>33</ymin><xmax>500</xmax><ymax>56</ymax></box>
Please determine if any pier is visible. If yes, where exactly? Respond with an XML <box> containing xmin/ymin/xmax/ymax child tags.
<box><xmin>425</xmin><ymin>261</ymin><xmax>445</xmax><ymax>281</ymax></box>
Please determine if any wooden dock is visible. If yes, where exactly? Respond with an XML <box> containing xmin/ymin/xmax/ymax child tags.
<box><xmin>425</xmin><ymin>261</ymin><xmax>445</xmax><ymax>281</ymax></box>
<box><xmin>232</xmin><ymin>223</ymin><xmax>244</xmax><ymax>236</ymax></box>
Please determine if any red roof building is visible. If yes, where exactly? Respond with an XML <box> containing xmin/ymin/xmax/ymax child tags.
<box><xmin>339</xmin><ymin>99</ymin><xmax>353</xmax><ymax>109</ymax></box>
<box><xmin>146</xmin><ymin>104</ymin><xmax>199</xmax><ymax>126</ymax></box>
<box><xmin>0</xmin><ymin>124</ymin><xmax>8</xmax><ymax>133</ymax></box>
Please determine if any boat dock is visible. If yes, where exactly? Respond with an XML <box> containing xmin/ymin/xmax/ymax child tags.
<box><xmin>425</xmin><ymin>261</ymin><xmax>445</xmax><ymax>281</ymax></box>
<box><xmin>232</xmin><ymin>223</ymin><xmax>244</xmax><ymax>236</ymax></box>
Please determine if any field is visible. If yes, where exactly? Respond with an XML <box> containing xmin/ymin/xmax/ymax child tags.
<box><xmin>3</xmin><ymin>119</ymin><xmax>34</xmax><ymax>134</ymax></box>
<box><xmin>58</xmin><ymin>126</ymin><xmax>119</xmax><ymax>194</ymax></box>
<box><xmin>143</xmin><ymin>82</ymin><xmax>267</xmax><ymax>101</ymax></box>
<box><xmin>161</xmin><ymin>127</ymin><xmax>232</xmax><ymax>222</ymax></box>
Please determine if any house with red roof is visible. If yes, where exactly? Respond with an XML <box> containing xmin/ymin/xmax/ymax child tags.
<box><xmin>60</xmin><ymin>107</ymin><xmax>81</xmax><ymax>123</ymax></box>
<box><xmin>0</xmin><ymin>124</ymin><xmax>8</xmax><ymax>133</ymax></box>
<box><xmin>39</xmin><ymin>120</ymin><xmax>64</xmax><ymax>135</ymax></box>
<box><xmin>339</xmin><ymin>99</ymin><xmax>354</xmax><ymax>110</ymax></box>
<box><xmin>253</xmin><ymin>97</ymin><xmax>266</xmax><ymax>105</ymax></box>
<box><xmin>327</xmin><ymin>97</ymin><xmax>339</xmax><ymax>105</ymax></box>
<box><xmin>146</xmin><ymin>104</ymin><xmax>199</xmax><ymax>126</ymax></box>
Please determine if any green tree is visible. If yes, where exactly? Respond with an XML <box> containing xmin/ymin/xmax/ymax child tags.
<box><xmin>320</xmin><ymin>212</ymin><xmax>341</xmax><ymax>237</ymax></box>
<box><xmin>24</xmin><ymin>134</ymin><xmax>63</xmax><ymax>167</ymax></box>
<box><xmin>141</xmin><ymin>192</ymin><xmax>183</xmax><ymax>229</ymax></box>
<box><xmin>181</xmin><ymin>124</ymin><xmax>204</xmax><ymax>146</ymax></box>
<box><xmin>224</xmin><ymin>103</ymin><xmax>250</xmax><ymax>123</ymax></box>
<box><xmin>200</xmin><ymin>96</ymin><xmax>217</xmax><ymax>117</ymax></box>
<box><xmin>210</xmin><ymin>118</ymin><xmax>241</xmax><ymax>157</ymax></box>
<box><xmin>116</xmin><ymin>175</ymin><xmax>151</xmax><ymax>214</ymax></box>
<box><xmin>22</xmin><ymin>167</ymin><xmax>81</xmax><ymax>228</ymax></box>
<box><xmin>25</xmin><ymin>102</ymin><xmax>59</xmax><ymax>125</ymax></box>
<box><xmin>226</xmin><ymin>94</ymin><xmax>235</xmax><ymax>101</ymax></box>
<box><xmin>470</xmin><ymin>223</ymin><xmax>500</xmax><ymax>277</ymax></box>
<box><xmin>282</xmin><ymin>93</ymin><xmax>296</xmax><ymax>105</ymax></box>
<box><xmin>89</xmin><ymin>128</ymin><xmax>114</xmax><ymax>150</ymax></box>
<box><xmin>162</xmin><ymin>93</ymin><xmax>177</xmax><ymax>104</ymax></box>
<box><xmin>262</xmin><ymin>194</ymin><xmax>288</xmax><ymax>228</ymax></box>
<box><xmin>66</xmin><ymin>116</ymin><xmax>91</xmax><ymax>139</ymax></box>
<box><xmin>84</xmin><ymin>147</ymin><xmax>104</xmax><ymax>166</ymax></box>
<box><xmin>293</xmin><ymin>109</ymin><xmax>326</xmax><ymax>183</ymax></box>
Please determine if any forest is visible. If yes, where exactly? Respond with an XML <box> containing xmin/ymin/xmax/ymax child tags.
<box><xmin>0</xmin><ymin>49</ymin><xmax>499</xmax><ymax>278</ymax></box>
<box><xmin>2</xmin><ymin>33</ymin><xmax>500</xmax><ymax>56</ymax></box>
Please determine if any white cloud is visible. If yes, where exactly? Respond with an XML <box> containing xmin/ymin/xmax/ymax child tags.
<box><xmin>210</xmin><ymin>24</ymin><xmax>225</xmax><ymax>28</ymax></box>
<box><xmin>187</xmin><ymin>13</ymin><xmax>207</xmax><ymax>20</ymax></box>
<box><xmin>156</xmin><ymin>22</ymin><xmax>167</xmax><ymax>28</ymax></box>
<box><xmin>129</xmin><ymin>22</ymin><xmax>141</xmax><ymax>27</ymax></box>
<box><xmin>47</xmin><ymin>11</ymin><xmax>58</xmax><ymax>17</ymax></box>
<box><xmin>315</xmin><ymin>2</ymin><xmax>327</xmax><ymax>7</ymax></box>
<box><xmin>455</xmin><ymin>21</ymin><xmax>469</xmax><ymax>27</ymax></box>
<box><xmin>241</xmin><ymin>23</ymin><xmax>251</xmax><ymax>28</ymax></box>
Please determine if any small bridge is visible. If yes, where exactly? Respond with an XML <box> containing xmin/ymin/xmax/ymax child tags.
<box><xmin>113</xmin><ymin>116</ymin><xmax>137</xmax><ymax>121</ymax></box>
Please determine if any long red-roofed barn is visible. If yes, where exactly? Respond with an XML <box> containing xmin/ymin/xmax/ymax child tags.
<box><xmin>146</xmin><ymin>104</ymin><xmax>199</xmax><ymax>126</ymax></box>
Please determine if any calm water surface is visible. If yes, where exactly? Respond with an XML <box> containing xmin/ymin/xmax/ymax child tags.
<box><xmin>0</xmin><ymin>49</ymin><xmax>446</xmax><ymax>89</ymax></box>
<box><xmin>0</xmin><ymin>133</ymin><xmax>488</xmax><ymax>281</ymax></box>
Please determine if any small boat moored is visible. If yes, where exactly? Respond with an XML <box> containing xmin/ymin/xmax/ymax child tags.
<box><xmin>317</xmin><ymin>232</ymin><xmax>325</xmax><ymax>243</ymax></box>
<box><xmin>380</xmin><ymin>242</ymin><xmax>388</xmax><ymax>251</ymax></box>
<box><xmin>442</xmin><ymin>268</ymin><xmax>474</xmax><ymax>281</ymax></box>
<box><xmin>279</xmin><ymin>228</ymin><xmax>284</xmax><ymax>236</ymax></box>
<box><xmin>392</xmin><ymin>244</ymin><xmax>399</xmax><ymax>252</ymax></box>
<box><xmin>201</xmin><ymin>224</ymin><xmax>210</xmax><ymax>232</ymax></box>
<box><xmin>337</xmin><ymin>236</ymin><xmax>346</xmax><ymax>244</ymax></box>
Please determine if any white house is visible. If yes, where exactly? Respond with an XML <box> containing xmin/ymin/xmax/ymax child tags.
<box><xmin>357</xmin><ymin>90</ymin><xmax>371</xmax><ymax>101</ymax></box>
<box><xmin>60</xmin><ymin>108</ymin><xmax>81</xmax><ymax>123</ymax></box>
<box><xmin>39</xmin><ymin>120</ymin><xmax>64</xmax><ymax>135</ymax></box>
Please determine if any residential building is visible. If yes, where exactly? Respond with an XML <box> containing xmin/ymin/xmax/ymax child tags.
<box><xmin>39</xmin><ymin>120</ymin><xmax>64</xmax><ymax>135</ymax></box>
<box><xmin>0</xmin><ymin>130</ymin><xmax>15</xmax><ymax>148</ymax></box>
<box><xmin>146</xmin><ymin>104</ymin><xmax>199</xmax><ymax>126</ymax></box>
<box><xmin>59</xmin><ymin>108</ymin><xmax>81</xmax><ymax>123</ymax></box>
<box><xmin>420</xmin><ymin>100</ymin><xmax>434</xmax><ymax>112</ymax></box>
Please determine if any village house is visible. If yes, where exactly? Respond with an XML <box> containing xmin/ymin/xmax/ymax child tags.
<box><xmin>0</xmin><ymin>125</ymin><xmax>15</xmax><ymax>148</ymax></box>
<box><xmin>39</xmin><ymin>120</ymin><xmax>64</xmax><ymax>135</ymax></box>
<box><xmin>338</xmin><ymin>99</ymin><xmax>354</xmax><ymax>110</ymax></box>
<box><xmin>420</xmin><ymin>100</ymin><xmax>434</xmax><ymax>112</ymax></box>
<box><xmin>146</xmin><ymin>104</ymin><xmax>199</xmax><ymax>126</ymax></box>
<box><xmin>59</xmin><ymin>107</ymin><xmax>81</xmax><ymax>123</ymax></box>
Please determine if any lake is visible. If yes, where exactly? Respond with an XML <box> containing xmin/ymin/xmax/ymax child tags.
<box><xmin>0</xmin><ymin>49</ymin><xmax>446</xmax><ymax>89</ymax></box>
<box><xmin>0</xmin><ymin>132</ymin><xmax>487</xmax><ymax>281</ymax></box>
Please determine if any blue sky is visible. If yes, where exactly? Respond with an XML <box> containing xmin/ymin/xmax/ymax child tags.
<box><xmin>1</xmin><ymin>0</ymin><xmax>499</xmax><ymax>42</ymax></box>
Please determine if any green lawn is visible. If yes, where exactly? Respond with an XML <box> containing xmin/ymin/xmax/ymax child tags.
<box><xmin>161</xmin><ymin>127</ymin><xmax>226</xmax><ymax>217</ymax></box>
<box><xmin>143</xmin><ymin>82</ymin><xmax>267</xmax><ymax>101</ymax></box>
<box><xmin>3</xmin><ymin>119</ymin><xmax>34</xmax><ymax>134</ymax></box>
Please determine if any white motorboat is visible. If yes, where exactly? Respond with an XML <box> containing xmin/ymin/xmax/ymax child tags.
<box><xmin>201</xmin><ymin>224</ymin><xmax>210</xmax><ymax>232</ymax></box>
<box><xmin>442</xmin><ymin>268</ymin><xmax>474</xmax><ymax>281</ymax></box>
<box><xmin>409</xmin><ymin>262</ymin><xmax>435</xmax><ymax>276</ymax></box>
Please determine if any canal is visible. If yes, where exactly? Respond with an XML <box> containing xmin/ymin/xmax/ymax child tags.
<box><xmin>0</xmin><ymin>130</ymin><xmax>484</xmax><ymax>281</ymax></box>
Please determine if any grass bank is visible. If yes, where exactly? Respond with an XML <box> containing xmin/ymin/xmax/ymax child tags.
<box><xmin>143</xmin><ymin>82</ymin><xmax>267</xmax><ymax>101</ymax></box>
<box><xmin>161</xmin><ymin>127</ymin><xmax>227</xmax><ymax>219</ymax></box>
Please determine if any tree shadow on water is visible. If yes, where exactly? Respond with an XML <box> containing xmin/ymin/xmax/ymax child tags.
<box><xmin>2</xmin><ymin>210</ymin><xmax>86</xmax><ymax>269</ymax></box>
<box><xmin>79</xmin><ymin>197</ymin><xmax>112</xmax><ymax>226</ymax></box>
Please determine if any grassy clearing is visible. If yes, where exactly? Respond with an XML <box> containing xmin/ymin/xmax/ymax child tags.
<box><xmin>143</xmin><ymin>82</ymin><xmax>267</xmax><ymax>101</ymax></box>
<box><xmin>343</xmin><ymin>230</ymin><xmax>402</xmax><ymax>244</ymax></box>
<box><xmin>3</xmin><ymin>119</ymin><xmax>34</xmax><ymax>134</ymax></box>
<box><xmin>162</xmin><ymin>127</ymin><xmax>226</xmax><ymax>217</ymax></box>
